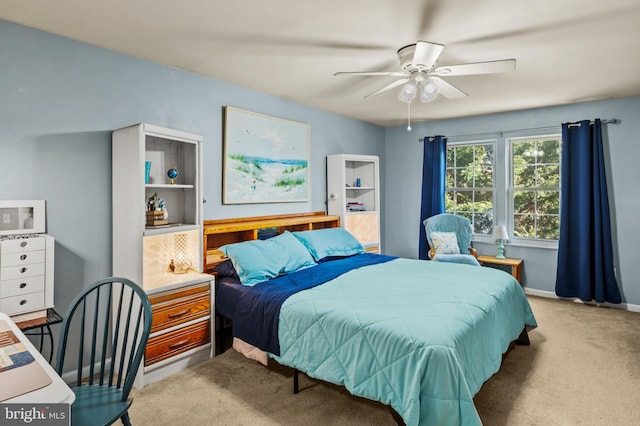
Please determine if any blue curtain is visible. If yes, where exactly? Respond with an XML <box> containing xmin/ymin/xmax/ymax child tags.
<box><xmin>419</xmin><ymin>135</ymin><xmax>447</xmax><ymax>259</ymax></box>
<box><xmin>555</xmin><ymin>119</ymin><xmax>621</xmax><ymax>303</ymax></box>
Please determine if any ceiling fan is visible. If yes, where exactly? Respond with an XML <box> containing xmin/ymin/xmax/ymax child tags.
<box><xmin>334</xmin><ymin>40</ymin><xmax>516</xmax><ymax>104</ymax></box>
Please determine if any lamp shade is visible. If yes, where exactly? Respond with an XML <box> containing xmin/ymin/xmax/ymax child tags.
<box><xmin>493</xmin><ymin>225</ymin><xmax>509</xmax><ymax>240</ymax></box>
<box><xmin>398</xmin><ymin>81</ymin><xmax>417</xmax><ymax>103</ymax></box>
<box><xmin>420</xmin><ymin>78</ymin><xmax>439</xmax><ymax>103</ymax></box>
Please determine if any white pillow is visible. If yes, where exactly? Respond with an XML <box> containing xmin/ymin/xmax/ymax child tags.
<box><xmin>431</xmin><ymin>231</ymin><xmax>460</xmax><ymax>254</ymax></box>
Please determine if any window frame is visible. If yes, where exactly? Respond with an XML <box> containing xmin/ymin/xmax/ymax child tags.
<box><xmin>444</xmin><ymin>139</ymin><xmax>497</xmax><ymax>244</ymax></box>
<box><xmin>507</xmin><ymin>133</ymin><xmax>561</xmax><ymax>249</ymax></box>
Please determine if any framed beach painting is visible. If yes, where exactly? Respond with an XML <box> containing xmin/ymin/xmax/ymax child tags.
<box><xmin>223</xmin><ymin>106</ymin><xmax>310</xmax><ymax>204</ymax></box>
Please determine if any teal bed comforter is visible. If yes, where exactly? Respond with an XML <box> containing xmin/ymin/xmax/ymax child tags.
<box><xmin>272</xmin><ymin>258</ymin><xmax>537</xmax><ymax>426</ymax></box>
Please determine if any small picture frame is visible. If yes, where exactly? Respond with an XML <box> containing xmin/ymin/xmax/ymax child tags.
<box><xmin>0</xmin><ymin>200</ymin><xmax>46</xmax><ymax>236</ymax></box>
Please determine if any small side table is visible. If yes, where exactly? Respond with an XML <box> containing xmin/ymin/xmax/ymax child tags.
<box><xmin>14</xmin><ymin>308</ymin><xmax>63</xmax><ymax>364</ymax></box>
<box><xmin>477</xmin><ymin>255</ymin><xmax>523</xmax><ymax>283</ymax></box>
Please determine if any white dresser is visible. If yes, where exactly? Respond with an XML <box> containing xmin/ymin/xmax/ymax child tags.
<box><xmin>0</xmin><ymin>234</ymin><xmax>55</xmax><ymax>320</ymax></box>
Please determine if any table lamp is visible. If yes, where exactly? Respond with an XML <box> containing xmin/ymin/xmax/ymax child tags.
<box><xmin>493</xmin><ymin>225</ymin><xmax>509</xmax><ymax>259</ymax></box>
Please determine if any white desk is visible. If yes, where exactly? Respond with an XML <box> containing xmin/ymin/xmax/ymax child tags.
<box><xmin>0</xmin><ymin>312</ymin><xmax>75</xmax><ymax>404</ymax></box>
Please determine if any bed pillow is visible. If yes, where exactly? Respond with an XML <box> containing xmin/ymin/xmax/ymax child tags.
<box><xmin>213</xmin><ymin>259</ymin><xmax>239</xmax><ymax>279</ymax></box>
<box><xmin>430</xmin><ymin>231</ymin><xmax>460</xmax><ymax>254</ymax></box>
<box><xmin>293</xmin><ymin>228</ymin><xmax>364</xmax><ymax>262</ymax></box>
<box><xmin>219</xmin><ymin>231</ymin><xmax>316</xmax><ymax>286</ymax></box>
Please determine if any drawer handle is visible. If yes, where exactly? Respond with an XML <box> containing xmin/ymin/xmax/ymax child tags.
<box><xmin>20</xmin><ymin>254</ymin><xmax>27</xmax><ymax>261</ymax></box>
<box><xmin>20</xmin><ymin>267</ymin><xmax>27</xmax><ymax>274</ymax></box>
<box><xmin>20</xmin><ymin>283</ymin><xmax>27</xmax><ymax>289</ymax></box>
<box><xmin>20</xmin><ymin>241</ymin><xmax>27</xmax><ymax>247</ymax></box>
<box><xmin>20</xmin><ymin>299</ymin><xmax>27</xmax><ymax>306</ymax></box>
<box><xmin>168</xmin><ymin>308</ymin><xmax>192</xmax><ymax>319</ymax></box>
<box><xmin>168</xmin><ymin>338</ymin><xmax>192</xmax><ymax>349</ymax></box>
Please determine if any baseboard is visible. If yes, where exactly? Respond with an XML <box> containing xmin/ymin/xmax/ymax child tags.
<box><xmin>524</xmin><ymin>288</ymin><xmax>640</xmax><ymax>313</ymax></box>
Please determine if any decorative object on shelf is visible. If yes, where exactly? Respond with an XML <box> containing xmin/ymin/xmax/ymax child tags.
<box><xmin>172</xmin><ymin>233</ymin><xmax>192</xmax><ymax>274</ymax></box>
<box><xmin>493</xmin><ymin>225</ymin><xmax>509</xmax><ymax>259</ymax></box>
<box><xmin>167</xmin><ymin>167</ymin><xmax>179</xmax><ymax>184</ymax></box>
<box><xmin>223</xmin><ymin>106</ymin><xmax>310</xmax><ymax>204</ymax></box>
<box><xmin>356</xmin><ymin>177</ymin><xmax>361</xmax><ymax>187</ymax></box>
<box><xmin>146</xmin><ymin>193</ymin><xmax>169</xmax><ymax>226</ymax></box>
<box><xmin>145</xmin><ymin>161</ymin><xmax>152</xmax><ymax>184</ymax></box>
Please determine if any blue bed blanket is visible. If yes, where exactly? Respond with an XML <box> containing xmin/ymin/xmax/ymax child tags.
<box><xmin>271</xmin><ymin>258</ymin><xmax>537</xmax><ymax>426</ymax></box>
<box><xmin>232</xmin><ymin>253</ymin><xmax>397</xmax><ymax>355</ymax></box>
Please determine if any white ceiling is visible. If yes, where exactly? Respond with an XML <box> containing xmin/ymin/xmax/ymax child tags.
<box><xmin>2</xmin><ymin>0</ymin><xmax>640</xmax><ymax>127</ymax></box>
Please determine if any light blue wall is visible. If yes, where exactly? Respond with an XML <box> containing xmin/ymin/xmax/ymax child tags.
<box><xmin>0</xmin><ymin>20</ymin><xmax>385</xmax><ymax>314</ymax></box>
<box><xmin>384</xmin><ymin>96</ymin><xmax>640</xmax><ymax>307</ymax></box>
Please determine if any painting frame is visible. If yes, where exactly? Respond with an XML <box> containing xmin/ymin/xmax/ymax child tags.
<box><xmin>223</xmin><ymin>106</ymin><xmax>310</xmax><ymax>204</ymax></box>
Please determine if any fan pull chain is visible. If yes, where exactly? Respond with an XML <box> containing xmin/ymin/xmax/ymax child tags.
<box><xmin>407</xmin><ymin>102</ymin><xmax>412</xmax><ymax>131</ymax></box>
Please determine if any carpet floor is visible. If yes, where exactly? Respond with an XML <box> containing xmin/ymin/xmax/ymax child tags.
<box><xmin>129</xmin><ymin>295</ymin><xmax>640</xmax><ymax>425</ymax></box>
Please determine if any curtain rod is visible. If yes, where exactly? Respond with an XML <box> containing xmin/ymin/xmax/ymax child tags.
<box><xmin>420</xmin><ymin>118</ymin><xmax>621</xmax><ymax>142</ymax></box>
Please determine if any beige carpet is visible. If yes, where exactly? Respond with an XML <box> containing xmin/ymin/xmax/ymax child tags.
<box><xmin>129</xmin><ymin>296</ymin><xmax>640</xmax><ymax>425</ymax></box>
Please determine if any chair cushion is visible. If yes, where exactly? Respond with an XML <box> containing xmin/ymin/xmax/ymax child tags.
<box><xmin>430</xmin><ymin>231</ymin><xmax>460</xmax><ymax>254</ymax></box>
<box><xmin>71</xmin><ymin>385</ymin><xmax>132</xmax><ymax>426</ymax></box>
<box><xmin>431</xmin><ymin>254</ymin><xmax>481</xmax><ymax>266</ymax></box>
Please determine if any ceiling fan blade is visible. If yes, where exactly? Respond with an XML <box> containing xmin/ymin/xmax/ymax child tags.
<box><xmin>431</xmin><ymin>77</ymin><xmax>468</xmax><ymax>99</ymax></box>
<box><xmin>334</xmin><ymin>71</ymin><xmax>409</xmax><ymax>77</ymax></box>
<box><xmin>412</xmin><ymin>41</ymin><xmax>444</xmax><ymax>69</ymax></box>
<box><xmin>364</xmin><ymin>78</ymin><xmax>411</xmax><ymax>98</ymax></box>
<box><xmin>432</xmin><ymin>59</ymin><xmax>516</xmax><ymax>76</ymax></box>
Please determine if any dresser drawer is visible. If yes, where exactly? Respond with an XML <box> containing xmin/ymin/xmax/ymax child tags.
<box><xmin>0</xmin><ymin>275</ymin><xmax>45</xmax><ymax>298</ymax></box>
<box><xmin>0</xmin><ymin>291</ymin><xmax>45</xmax><ymax>316</ymax></box>
<box><xmin>0</xmin><ymin>263</ymin><xmax>45</xmax><ymax>280</ymax></box>
<box><xmin>1</xmin><ymin>238</ymin><xmax>46</xmax><ymax>254</ymax></box>
<box><xmin>148</xmin><ymin>282</ymin><xmax>210</xmax><ymax>305</ymax></box>
<box><xmin>0</xmin><ymin>250</ymin><xmax>45</xmax><ymax>268</ymax></box>
<box><xmin>151</xmin><ymin>292</ymin><xmax>210</xmax><ymax>334</ymax></box>
<box><xmin>145</xmin><ymin>320</ymin><xmax>210</xmax><ymax>366</ymax></box>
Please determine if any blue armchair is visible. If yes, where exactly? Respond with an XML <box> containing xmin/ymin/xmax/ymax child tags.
<box><xmin>423</xmin><ymin>214</ymin><xmax>480</xmax><ymax>266</ymax></box>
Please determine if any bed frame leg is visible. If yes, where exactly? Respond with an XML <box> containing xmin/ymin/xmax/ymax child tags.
<box><xmin>293</xmin><ymin>369</ymin><xmax>299</xmax><ymax>394</ymax></box>
<box><xmin>516</xmin><ymin>327</ymin><xmax>530</xmax><ymax>345</ymax></box>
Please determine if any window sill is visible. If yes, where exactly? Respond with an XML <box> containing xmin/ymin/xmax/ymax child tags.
<box><xmin>472</xmin><ymin>237</ymin><xmax>558</xmax><ymax>250</ymax></box>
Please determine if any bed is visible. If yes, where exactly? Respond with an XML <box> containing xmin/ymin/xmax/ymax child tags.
<box><xmin>205</xmin><ymin>213</ymin><xmax>537</xmax><ymax>426</ymax></box>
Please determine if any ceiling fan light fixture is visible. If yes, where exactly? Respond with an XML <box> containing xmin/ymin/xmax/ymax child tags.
<box><xmin>398</xmin><ymin>81</ymin><xmax>417</xmax><ymax>103</ymax></box>
<box><xmin>420</xmin><ymin>78</ymin><xmax>439</xmax><ymax>103</ymax></box>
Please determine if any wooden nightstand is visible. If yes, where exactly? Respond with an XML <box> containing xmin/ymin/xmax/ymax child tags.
<box><xmin>477</xmin><ymin>255</ymin><xmax>523</xmax><ymax>283</ymax></box>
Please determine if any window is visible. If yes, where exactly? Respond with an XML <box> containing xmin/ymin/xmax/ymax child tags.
<box><xmin>510</xmin><ymin>136</ymin><xmax>561</xmax><ymax>240</ymax></box>
<box><xmin>445</xmin><ymin>143</ymin><xmax>495</xmax><ymax>235</ymax></box>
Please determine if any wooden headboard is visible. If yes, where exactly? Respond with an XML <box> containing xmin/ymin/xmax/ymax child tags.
<box><xmin>202</xmin><ymin>212</ymin><xmax>340</xmax><ymax>273</ymax></box>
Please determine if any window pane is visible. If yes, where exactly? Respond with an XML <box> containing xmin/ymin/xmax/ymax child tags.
<box><xmin>456</xmin><ymin>190</ymin><xmax>473</xmax><ymax>209</ymax></box>
<box><xmin>474</xmin><ymin>167</ymin><xmax>493</xmax><ymax>187</ymax></box>
<box><xmin>514</xmin><ymin>214</ymin><xmax>535</xmax><ymax>238</ymax></box>
<box><xmin>537</xmin><ymin>215</ymin><xmax>560</xmax><ymax>239</ymax></box>
<box><xmin>473</xmin><ymin>211</ymin><xmax>493</xmax><ymax>235</ymax></box>
<box><xmin>514</xmin><ymin>191</ymin><xmax>535</xmax><ymax>214</ymax></box>
<box><xmin>536</xmin><ymin>191</ymin><xmax>560</xmax><ymax>214</ymax></box>
<box><xmin>513</xmin><ymin>165</ymin><xmax>535</xmax><ymax>187</ymax></box>
<box><xmin>456</xmin><ymin>168</ymin><xmax>472</xmax><ymax>187</ymax></box>
<box><xmin>455</xmin><ymin>147</ymin><xmax>474</xmax><ymax>167</ymax></box>
<box><xmin>446</xmin><ymin>169</ymin><xmax>455</xmax><ymax>188</ymax></box>
<box><xmin>445</xmin><ymin>191</ymin><xmax>456</xmax><ymax>211</ymax></box>
<box><xmin>540</xmin><ymin>139</ymin><xmax>560</xmax><ymax>163</ymax></box>
<box><xmin>536</xmin><ymin>164</ymin><xmax>559</xmax><ymax>187</ymax></box>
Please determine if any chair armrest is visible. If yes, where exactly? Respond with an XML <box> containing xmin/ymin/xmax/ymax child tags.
<box><xmin>470</xmin><ymin>248</ymin><xmax>478</xmax><ymax>258</ymax></box>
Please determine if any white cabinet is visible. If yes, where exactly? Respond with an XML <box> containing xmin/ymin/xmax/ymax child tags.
<box><xmin>0</xmin><ymin>235</ymin><xmax>54</xmax><ymax>321</ymax></box>
<box><xmin>327</xmin><ymin>154</ymin><xmax>381</xmax><ymax>253</ymax></box>
<box><xmin>112</xmin><ymin>123</ymin><xmax>213</xmax><ymax>388</ymax></box>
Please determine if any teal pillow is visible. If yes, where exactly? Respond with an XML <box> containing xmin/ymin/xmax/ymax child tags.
<box><xmin>220</xmin><ymin>231</ymin><xmax>316</xmax><ymax>286</ymax></box>
<box><xmin>293</xmin><ymin>228</ymin><xmax>364</xmax><ymax>262</ymax></box>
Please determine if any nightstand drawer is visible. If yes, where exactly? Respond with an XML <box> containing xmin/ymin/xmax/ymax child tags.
<box><xmin>0</xmin><ymin>275</ymin><xmax>45</xmax><ymax>298</ymax></box>
<box><xmin>1</xmin><ymin>238</ymin><xmax>46</xmax><ymax>254</ymax></box>
<box><xmin>151</xmin><ymin>292</ymin><xmax>210</xmax><ymax>333</ymax></box>
<box><xmin>0</xmin><ymin>250</ymin><xmax>45</xmax><ymax>268</ymax></box>
<box><xmin>145</xmin><ymin>320</ymin><xmax>210</xmax><ymax>366</ymax></box>
<box><xmin>1</xmin><ymin>262</ymin><xmax>45</xmax><ymax>280</ymax></box>
<box><xmin>0</xmin><ymin>291</ymin><xmax>45</xmax><ymax>316</ymax></box>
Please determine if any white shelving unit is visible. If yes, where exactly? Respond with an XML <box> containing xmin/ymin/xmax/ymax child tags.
<box><xmin>327</xmin><ymin>154</ymin><xmax>381</xmax><ymax>253</ymax></box>
<box><xmin>112</xmin><ymin>123</ymin><xmax>213</xmax><ymax>388</ymax></box>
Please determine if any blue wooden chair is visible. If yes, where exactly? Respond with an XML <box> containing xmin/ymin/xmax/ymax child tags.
<box><xmin>55</xmin><ymin>277</ymin><xmax>152</xmax><ymax>426</ymax></box>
